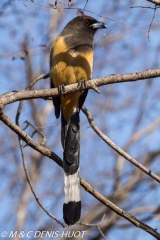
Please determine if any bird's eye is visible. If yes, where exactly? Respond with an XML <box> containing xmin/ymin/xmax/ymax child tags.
<box><xmin>84</xmin><ymin>19</ymin><xmax>90</xmax><ymax>26</ymax></box>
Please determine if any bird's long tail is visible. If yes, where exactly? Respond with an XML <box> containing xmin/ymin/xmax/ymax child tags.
<box><xmin>61</xmin><ymin>106</ymin><xmax>81</xmax><ymax>225</ymax></box>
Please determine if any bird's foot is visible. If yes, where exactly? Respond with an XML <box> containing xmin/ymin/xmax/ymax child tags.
<box><xmin>58</xmin><ymin>84</ymin><xmax>66</xmax><ymax>96</ymax></box>
<box><xmin>77</xmin><ymin>80</ymin><xmax>87</xmax><ymax>93</ymax></box>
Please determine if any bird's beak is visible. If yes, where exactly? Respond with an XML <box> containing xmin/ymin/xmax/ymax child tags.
<box><xmin>90</xmin><ymin>21</ymin><xmax>107</xmax><ymax>29</ymax></box>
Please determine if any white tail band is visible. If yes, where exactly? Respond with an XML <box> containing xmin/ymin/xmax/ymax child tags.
<box><xmin>64</xmin><ymin>168</ymin><xmax>81</xmax><ymax>203</ymax></box>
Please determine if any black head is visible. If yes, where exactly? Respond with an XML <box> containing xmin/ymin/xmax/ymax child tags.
<box><xmin>61</xmin><ymin>15</ymin><xmax>107</xmax><ymax>37</ymax></box>
<box><xmin>60</xmin><ymin>16</ymin><xmax>107</xmax><ymax>51</ymax></box>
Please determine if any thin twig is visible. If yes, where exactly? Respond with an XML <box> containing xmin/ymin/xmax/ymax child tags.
<box><xmin>35</xmin><ymin>123</ymin><xmax>60</xmax><ymax>129</ymax></box>
<box><xmin>97</xmin><ymin>226</ymin><xmax>108</xmax><ymax>240</ymax></box>
<box><xmin>131</xmin><ymin>6</ymin><xmax>159</xmax><ymax>9</ymax></box>
<box><xmin>130</xmin><ymin>3</ymin><xmax>159</xmax><ymax>41</ymax></box>
<box><xmin>0</xmin><ymin>110</ymin><xmax>160</xmax><ymax>239</ymax></box>
<box><xmin>15</xmin><ymin>73</ymin><xmax>49</xmax><ymax>126</ymax></box>
<box><xmin>148</xmin><ymin>4</ymin><xmax>157</xmax><ymax>41</ymax></box>
<box><xmin>83</xmin><ymin>0</ymin><xmax>88</xmax><ymax>12</ymax></box>
<box><xmin>81</xmin><ymin>106</ymin><xmax>160</xmax><ymax>183</ymax></box>
<box><xmin>14</xmin><ymin>72</ymin><xmax>64</xmax><ymax>227</ymax></box>
<box><xmin>78</xmin><ymin>214</ymin><xmax>106</xmax><ymax>227</ymax></box>
<box><xmin>19</xmin><ymin>135</ymin><xmax>65</xmax><ymax>227</ymax></box>
<box><xmin>78</xmin><ymin>214</ymin><xmax>107</xmax><ymax>240</ymax></box>
<box><xmin>25</xmin><ymin>0</ymin><xmax>124</xmax><ymax>25</ymax></box>
<box><xmin>126</xmin><ymin>118</ymin><xmax>160</xmax><ymax>147</ymax></box>
<box><xmin>23</xmin><ymin>120</ymin><xmax>47</xmax><ymax>146</ymax></box>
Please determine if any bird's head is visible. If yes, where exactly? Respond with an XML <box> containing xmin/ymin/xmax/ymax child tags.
<box><xmin>61</xmin><ymin>15</ymin><xmax>107</xmax><ymax>38</ymax></box>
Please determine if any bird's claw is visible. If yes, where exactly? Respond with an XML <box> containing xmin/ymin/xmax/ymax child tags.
<box><xmin>58</xmin><ymin>84</ymin><xmax>66</xmax><ymax>96</ymax></box>
<box><xmin>77</xmin><ymin>80</ymin><xmax>87</xmax><ymax>93</ymax></box>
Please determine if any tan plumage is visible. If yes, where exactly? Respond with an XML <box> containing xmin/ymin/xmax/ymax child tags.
<box><xmin>50</xmin><ymin>36</ymin><xmax>93</xmax><ymax>120</ymax></box>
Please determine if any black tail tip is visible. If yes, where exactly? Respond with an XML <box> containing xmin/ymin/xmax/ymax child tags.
<box><xmin>63</xmin><ymin>201</ymin><xmax>81</xmax><ymax>225</ymax></box>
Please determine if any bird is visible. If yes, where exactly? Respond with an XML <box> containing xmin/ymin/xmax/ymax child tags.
<box><xmin>50</xmin><ymin>15</ymin><xmax>107</xmax><ymax>225</ymax></box>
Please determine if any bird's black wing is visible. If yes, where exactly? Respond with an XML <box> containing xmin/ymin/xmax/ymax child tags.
<box><xmin>50</xmin><ymin>80</ymin><xmax>61</xmax><ymax>119</ymax></box>
<box><xmin>79</xmin><ymin>89</ymin><xmax>88</xmax><ymax>109</ymax></box>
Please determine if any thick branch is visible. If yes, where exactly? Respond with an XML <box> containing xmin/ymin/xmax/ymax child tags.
<box><xmin>0</xmin><ymin>109</ymin><xmax>160</xmax><ymax>239</ymax></box>
<box><xmin>1</xmin><ymin>68</ymin><xmax>160</xmax><ymax>106</ymax></box>
<box><xmin>1</xmin><ymin>69</ymin><xmax>160</xmax><ymax>237</ymax></box>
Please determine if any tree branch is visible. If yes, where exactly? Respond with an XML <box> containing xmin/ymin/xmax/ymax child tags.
<box><xmin>0</xmin><ymin>109</ymin><xmax>160</xmax><ymax>239</ymax></box>
<box><xmin>19</xmin><ymin>131</ymin><xmax>65</xmax><ymax>227</ymax></box>
<box><xmin>23</xmin><ymin>120</ymin><xmax>47</xmax><ymax>146</ymax></box>
<box><xmin>1</xmin><ymin>68</ymin><xmax>160</xmax><ymax>237</ymax></box>
<box><xmin>80</xmin><ymin>178</ymin><xmax>160</xmax><ymax>239</ymax></box>
<box><xmin>15</xmin><ymin>73</ymin><xmax>49</xmax><ymax>126</ymax></box>
<box><xmin>78</xmin><ymin>215</ymin><xmax>108</xmax><ymax>240</ymax></box>
<box><xmin>1</xmin><ymin>68</ymin><xmax>160</xmax><ymax>107</ymax></box>
<box><xmin>81</xmin><ymin>106</ymin><xmax>160</xmax><ymax>183</ymax></box>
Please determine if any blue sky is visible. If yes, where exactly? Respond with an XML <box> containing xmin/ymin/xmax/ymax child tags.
<box><xmin>0</xmin><ymin>0</ymin><xmax>160</xmax><ymax>239</ymax></box>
